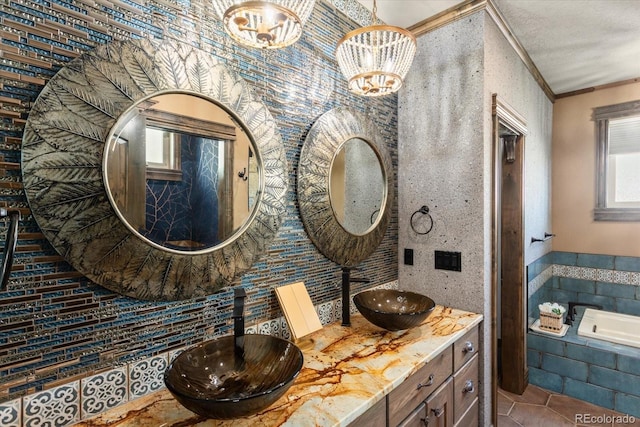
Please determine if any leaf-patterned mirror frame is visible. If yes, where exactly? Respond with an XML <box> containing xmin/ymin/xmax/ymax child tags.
<box><xmin>22</xmin><ymin>38</ymin><xmax>288</xmax><ymax>301</ymax></box>
<box><xmin>297</xmin><ymin>107</ymin><xmax>393</xmax><ymax>267</ymax></box>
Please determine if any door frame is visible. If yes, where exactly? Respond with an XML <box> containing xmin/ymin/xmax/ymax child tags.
<box><xmin>491</xmin><ymin>94</ymin><xmax>528</xmax><ymax>423</ymax></box>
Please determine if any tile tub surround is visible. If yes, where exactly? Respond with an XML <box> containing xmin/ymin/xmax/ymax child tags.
<box><xmin>76</xmin><ymin>306</ymin><xmax>481</xmax><ymax>426</ymax></box>
<box><xmin>0</xmin><ymin>0</ymin><xmax>398</xmax><ymax>408</ymax></box>
<box><xmin>525</xmin><ymin>252</ymin><xmax>640</xmax><ymax>417</ymax></box>
<box><xmin>527</xmin><ymin>251</ymin><xmax>640</xmax><ymax>321</ymax></box>
<box><xmin>527</xmin><ymin>321</ymin><xmax>640</xmax><ymax>417</ymax></box>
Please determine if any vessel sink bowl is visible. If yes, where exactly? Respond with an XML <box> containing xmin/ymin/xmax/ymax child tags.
<box><xmin>354</xmin><ymin>289</ymin><xmax>436</xmax><ymax>331</ymax></box>
<box><xmin>164</xmin><ymin>334</ymin><xmax>303</xmax><ymax>419</ymax></box>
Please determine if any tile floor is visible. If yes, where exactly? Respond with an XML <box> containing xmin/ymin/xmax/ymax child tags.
<box><xmin>498</xmin><ymin>384</ymin><xmax>640</xmax><ymax>426</ymax></box>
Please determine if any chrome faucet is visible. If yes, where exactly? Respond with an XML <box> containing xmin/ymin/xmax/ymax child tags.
<box><xmin>232</xmin><ymin>288</ymin><xmax>247</xmax><ymax>357</ymax></box>
<box><xmin>565</xmin><ymin>301</ymin><xmax>603</xmax><ymax>326</ymax></box>
<box><xmin>341</xmin><ymin>267</ymin><xmax>370</xmax><ymax>327</ymax></box>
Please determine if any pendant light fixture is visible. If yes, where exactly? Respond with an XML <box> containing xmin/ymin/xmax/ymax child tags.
<box><xmin>336</xmin><ymin>0</ymin><xmax>416</xmax><ymax>96</ymax></box>
<box><xmin>212</xmin><ymin>1</ymin><xmax>316</xmax><ymax>49</ymax></box>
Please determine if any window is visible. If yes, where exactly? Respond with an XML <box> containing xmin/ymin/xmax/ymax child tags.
<box><xmin>145</xmin><ymin>126</ymin><xmax>182</xmax><ymax>181</ymax></box>
<box><xmin>594</xmin><ymin>100</ymin><xmax>640</xmax><ymax>221</ymax></box>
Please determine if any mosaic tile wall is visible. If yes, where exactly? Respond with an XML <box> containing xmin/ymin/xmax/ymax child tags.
<box><xmin>0</xmin><ymin>0</ymin><xmax>398</xmax><ymax>410</ymax></box>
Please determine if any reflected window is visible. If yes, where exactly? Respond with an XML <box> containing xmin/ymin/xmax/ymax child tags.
<box><xmin>146</xmin><ymin>127</ymin><xmax>182</xmax><ymax>181</ymax></box>
<box><xmin>106</xmin><ymin>93</ymin><xmax>259</xmax><ymax>252</ymax></box>
<box><xmin>594</xmin><ymin>100</ymin><xmax>640</xmax><ymax>221</ymax></box>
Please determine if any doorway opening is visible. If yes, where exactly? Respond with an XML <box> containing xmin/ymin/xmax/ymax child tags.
<box><xmin>491</xmin><ymin>94</ymin><xmax>528</xmax><ymax>423</ymax></box>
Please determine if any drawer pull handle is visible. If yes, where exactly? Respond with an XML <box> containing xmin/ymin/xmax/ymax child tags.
<box><xmin>463</xmin><ymin>380</ymin><xmax>475</xmax><ymax>394</ymax></box>
<box><xmin>420</xmin><ymin>417</ymin><xmax>429</xmax><ymax>426</ymax></box>
<box><xmin>462</xmin><ymin>341</ymin><xmax>475</xmax><ymax>354</ymax></box>
<box><xmin>431</xmin><ymin>407</ymin><xmax>444</xmax><ymax>418</ymax></box>
<box><xmin>417</xmin><ymin>373</ymin><xmax>435</xmax><ymax>389</ymax></box>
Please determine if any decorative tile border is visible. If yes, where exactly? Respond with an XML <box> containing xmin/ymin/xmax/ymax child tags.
<box><xmin>527</xmin><ymin>265</ymin><xmax>553</xmax><ymax>298</ymax></box>
<box><xmin>553</xmin><ymin>265</ymin><xmax>640</xmax><ymax>287</ymax></box>
<box><xmin>0</xmin><ymin>281</ymin><xmax>398</xmax><ymax>426</ymax></box>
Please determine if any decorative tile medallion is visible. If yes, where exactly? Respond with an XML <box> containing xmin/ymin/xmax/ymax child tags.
<box><xmin>23</xmin><ymin>383</ymin><xmax>79</xmax><ymax>427</ymax></box>
<box><xmin>81</xmin><ymin>367</ymin><xmax>128</xmax><ymax>419</ymax></box>
<box><xmin>0</xmin><ymin>398</ymin><xmax>20</xmax><ymax>427</ymax></box>
<box><xmin>128</xmin><ymin>355</ymin><xmax>168</xmax><ymax>399</ymax></box>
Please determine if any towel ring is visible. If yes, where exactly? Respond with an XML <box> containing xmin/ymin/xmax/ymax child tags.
<box><xmin>410</xmin><ymin>205</ymin><xmax>433</xmax><ymax>235</ymax></box>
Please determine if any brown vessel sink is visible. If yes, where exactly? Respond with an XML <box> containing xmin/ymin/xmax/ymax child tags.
<box><xmin>164</xmin><ymin>334</ymin><xmax>303</xmax><ymax>419</ymax></box>
<box><xmin>354</xmin><ymin>289</ymin><xmax>436</xmax><ymax>331</ymax></box>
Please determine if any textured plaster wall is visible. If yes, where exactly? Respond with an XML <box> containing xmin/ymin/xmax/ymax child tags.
<box><xmin>398</xmin><ymin>10</ymin><xmax>553</xmax><ymax>425</ymax></box>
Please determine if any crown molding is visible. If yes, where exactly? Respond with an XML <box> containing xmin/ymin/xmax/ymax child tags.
<box><xmin>408</xmin><ymin>0</ymin><xmax>555</xmax><ymax>102</ymax></box>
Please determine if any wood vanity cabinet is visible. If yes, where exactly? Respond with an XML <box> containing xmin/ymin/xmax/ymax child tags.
<box><xmin>384</xmin><ymin>325</ymin><xmax>480</xmax><ymax>427</ymax></box>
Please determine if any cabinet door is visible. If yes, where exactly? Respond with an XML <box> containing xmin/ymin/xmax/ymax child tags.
<box><xmin>354</xmin><ymin>397</ymin><xmax>387</xmax><ymax>427</ymax></box>
<box><xmin>454</xmin><ymin>398</ymin><xmax>478</xmax><ymax>427</ymax></box>
<box><xmin>425</xmin><ymin>377</ymin><xmax>453</xmax><ymax>427</ymax></box>
<box><xmin>397</xmin><ymin>379</ymin><xmax>453</xmax><ymax>427</ymax></box>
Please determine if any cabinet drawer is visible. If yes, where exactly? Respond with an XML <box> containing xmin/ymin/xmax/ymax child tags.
<box><xmin>453</xmin><ymin>354</ymin><xmax>478</xmax><ymax>424</ymax></box>
<box><xmin>454</xmin><ymin>397</ymin><xmax>478</xmax><ymax>427</ymax></box>
<box><xmin>453</xmin><ymin>326</ymin><xmax>478</xmax><ymax>372</ymax></box>
<box><xmin>397</xmin><ymin>378</ymin><xmax>453</xmax><ymax>427</ymax></box>
<box><xmin>354</xmin><ymin>396</ymin><xmax>386</xmax><ymax>427</ymax></box>
<box><xmin>388</xmin><ymin>347</ymin><xmax>453</xmax><ymax>426</ymax></box>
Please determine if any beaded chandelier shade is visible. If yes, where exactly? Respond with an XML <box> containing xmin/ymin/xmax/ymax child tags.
<box><xmin>335</xmin><ymin>1</ymin><xmax>416</xmax><ymax>96</ymax></box>
<box><xmin>212</xmin><ymin>1</ymin><xmax>315</xmax><ymax>49</ymax></box>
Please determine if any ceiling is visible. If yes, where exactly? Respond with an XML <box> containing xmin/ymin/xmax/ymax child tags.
<box><xmin>356</xmin><ymin>0</ymin><xmax>640</xmax><ymax>95</ymax></box>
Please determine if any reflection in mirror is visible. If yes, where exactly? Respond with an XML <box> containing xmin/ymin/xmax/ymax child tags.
<box><xmin>330</xmin><ymin>138</ymin><xmax>384</xmax><ymax>235</ymax></box>
<box><xmin>106</xmin><ymin>93</ymin><xmax>259</xmax><ymax>253</ymax></box>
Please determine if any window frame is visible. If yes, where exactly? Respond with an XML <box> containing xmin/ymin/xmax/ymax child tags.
<box><xmin>593</xmin><ymin>99</ymin><xmax>640</xmax><ymax>221</ymax></box>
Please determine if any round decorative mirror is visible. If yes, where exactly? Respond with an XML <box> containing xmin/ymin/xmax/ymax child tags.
<box><xmin>105</xmin><ymin>93</ymin><xmax>260</xmax><ymax>254</ymax></box>
<box><xmin>22</xmin><ymin>38</ymin><xmax>287</xmax><ymax>301</ymax></box>
<box><xmin>298</xmin><ymin>107</ymin><xmax>393</xmax><ymax>267</ymax></box>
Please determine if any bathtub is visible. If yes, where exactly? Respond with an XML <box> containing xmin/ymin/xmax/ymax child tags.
<box><xmin>578</xmin><ymin>308</ymin><xmax>640</xmax><ymax>349</ymax></box>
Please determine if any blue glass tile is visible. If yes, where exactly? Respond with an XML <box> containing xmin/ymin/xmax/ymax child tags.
<box><xmin>542</xmin><ymin>354</ymin><xmax>588</xmax><ymax>381</ymax></box>
<box><xmin>590</xmin><ymin>366</ymin><xmax>640</xmax><ymax>397</ymax></box>
<box><xmin>615</xmin><ymin>256</ymin><xmax>640</xmax><ymax>273</ymax></box>
<box><xmin>596</xmin><ymin>282</ymin><xmax>636</xmax><ymax>299</ymax></box>
<box><xmin>615</xmin><ymin>298</ymin><xmax>640</xmax><ymax>316</ymax></box>
<box><xmin>558</xmin><ymin>277</ymin><xmax>595</xmax><ymax>294</ymax></box>
<box><xmin>565</xmin><ymin>342</ymin><xmax>616</xmax><ymax>369</ymax></box>
<box><xmin>527</xmin><ymin>333</ymin><xmax>565</xmax><ymax>356</ymax></box>
<box><xmin>618</xmin><ymin>354</ymin><xmax>640</xmax><ymax>376</ymax></box>
<box><xmin>528</xmin><ymin>367</ymin><xmax>563</xmax><ymax>393</ymax></box>
<box><xmin>615</xmin><ymin>392</ymin><xmax>640</xmax><ymax>417</ymax></box>
<box><xmin>577</xmin><ymin>253</ymin><xmax>615</xmax><ymax>269</ymax></box>
<box><xmin>564</xmin><ymin>378</ymin><xmax>614</xmax><ymax>409</ymax></box>
<box><xmin>552</xmin><ymin>251</ymin><xmax>578</xmax><ymax>266</ymax></box>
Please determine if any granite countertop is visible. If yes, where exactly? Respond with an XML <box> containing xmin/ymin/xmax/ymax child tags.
<box><xmin>80</xmin><ymin>305</ymin><xmax>482</xmax><ymax>426</ymax></box>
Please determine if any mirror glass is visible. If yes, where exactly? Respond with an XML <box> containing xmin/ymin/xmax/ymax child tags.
<box><xmin>330</xmin><ymin>137</ymin><xmax>384</xmax><ymax>235</ymax></box>
<box><xmin>105</xmin><ymin>93</ymin><xmax>259</xmax><ymax>253</ymax></box>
